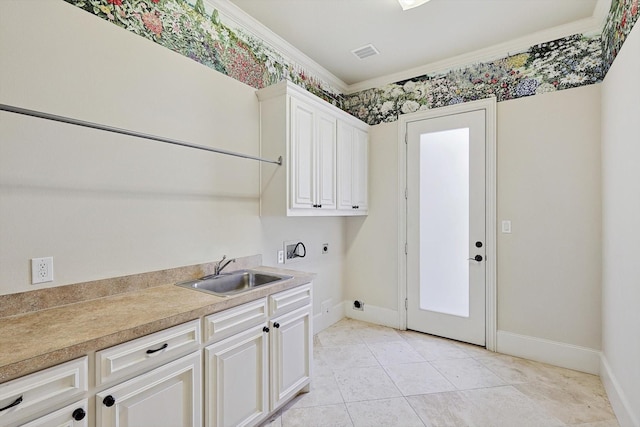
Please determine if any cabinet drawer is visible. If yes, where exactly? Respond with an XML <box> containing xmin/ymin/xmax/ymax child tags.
<box><xmin>95</xmin><ymin>319</ymin><xmax>200</xmax><ymax>386</ymax></box>
<box><xmin>269</xmin><ymin>284</ymin><xmax>312</xmax><ymax>318</ymax></box>
<box><xmin>19</xmin><ymin>399</ymin><xmax>88</xmax><ymax>427</ymax></box>
<box><xmin>0</xmin><ymin>357</ymin><xmax>87</xmax><ymax>426</ymax></box>
<box><xmin>204</xmin><ymin>298</ymin><xmax>267</xmax><ymax>344</ymax></box>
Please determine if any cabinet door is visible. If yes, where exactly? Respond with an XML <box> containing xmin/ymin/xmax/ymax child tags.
<box><xmin>270</xmin><ymin>306</ymin><xmax>312</xmax><ymax>411</ymax></box>
<box><xmin>336</xmin><ymin>121</ymin><xmax>354</xmax><ymax>210</ymax></box>
<box><xmin>352</xmin><ymin>128</ymin><xmax>369</xmax><ymax>211</ymax></box>
<box><xmin>290</xmin><ymin>98</ymin><xmax>315</xmax><ymax>209</ymax></box>
<box><xmin>19</xmin><ymin>400</ymin><xmax>88</xmax><ymax>427</ymax></box>
<box><xmin>316</xmin><ymin>111</ymin><xmax>337</xmax><ymax>209</ymax></box>
<box><xmin>204</xmin><ymin>325</ymin><xmax>268</xmax><ymax>427</ymax></box>
<box><xmin>96</xmin><ymin>352</ymin><xmax>201</xmax><ymax>427</ymax></box>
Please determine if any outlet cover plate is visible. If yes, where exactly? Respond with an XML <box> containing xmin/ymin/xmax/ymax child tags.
<box><xmin>31</xmin><ymin>257</ymin><xmax>54</xmax><ymax>284</ymax></box>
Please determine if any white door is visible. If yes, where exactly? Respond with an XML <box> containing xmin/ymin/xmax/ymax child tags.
<box><xmin>204</xmin><ymin>325</ymin><xmax>268</xmax><ymax>427</ymax></box>
<box><xmin>316</xmin><ymin>111</ymin><xmax>337</xmax><ymax>209</ymax></box>
<box><xmin>290</xmin><ymin>98</ymin><xmax>315</xmax><ymax>209</ymax></box>
<box><xmin>270</xmin><ymin>306</ymin><xmax>312</xmax><ymax>411</ymax></box>
<box><xmin>406</xmin><ymin>109</ymin><xmax>486</xmax><ymax>346</ymax></box>
<box><xmin>352</xmin><ymin>128</ymin><xmax>368</xmax><ymax>211</ymax></box>
<box><xmin>96</xmin><ymin>352</ymin><xmax>201</xmax><ymax>427</ymax></box>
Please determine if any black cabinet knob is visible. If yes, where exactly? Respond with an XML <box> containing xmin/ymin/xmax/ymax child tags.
<box><xmin>273</xmin><ymin>322</ymin><xmax>280</xmax><ymax>328</ymax></box>
<box><xmin>103</xmin><ymin>395</ymin><xmax>116</xmax><ymax>407</ymax></box>
<box><xmin>72</xmin><ymin>408</ymin><xmax>86</xmax><ymax>421</ymax></box>
<box><xmin>263</xmin><ymin>326</ymin><xmax>270</xmax><ymax>333</ymax></box>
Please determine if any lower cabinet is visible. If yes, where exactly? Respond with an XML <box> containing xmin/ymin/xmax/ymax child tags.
<box><xmin>2</xmin><ymin>282</ymin><xmax>311</xmax><ymax>427</ymax></box>
<box><xmin>95</xmin><ymin>351</ymin><xmax>202</xmax><ymax>427</ymax></box>
<box><xmin>270</xmin><ymin>306</ymin><xmax>312</xmax><ymax>411</ymax></box>
<box><xmin>205</xmin><ymin>324</ymin><xmax>269</xmax><ymax>427</ymax></box>
<box><xmin>204</xmin><ymin>284</ymin><xmax>313</xmax><ymax>427</ymax></box>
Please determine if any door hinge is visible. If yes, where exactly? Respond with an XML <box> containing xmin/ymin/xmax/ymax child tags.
<box><xmin>404</xmin><ymin>133</ymin><xmax>408</xmax><ymax>144</ymax></box>
<box><xmin>405</xmin><ymin>298</ymin><xmax>408</xmax><ymax>310</ymax></box>
<box><xmin>404</xmin><ymin>187</ymin><xmax>408</xmax><ymax>199</ymax></box>
<box><xmin>404</xmin><ymin>242</ymin><xmax>408</xmax><ymax>255</ymax></box>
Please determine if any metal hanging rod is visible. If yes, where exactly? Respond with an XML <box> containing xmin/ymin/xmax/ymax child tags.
<box><xmin>0</xmin><ymin>103</ymin><xmax>282</xmax><ymax>166</ymax></box>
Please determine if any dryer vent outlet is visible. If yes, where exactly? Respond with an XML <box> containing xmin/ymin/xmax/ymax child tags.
<box><xmin>353</xmin><ymin>300</ymin><xmax>364</xmax><ymax>311</ymax></box>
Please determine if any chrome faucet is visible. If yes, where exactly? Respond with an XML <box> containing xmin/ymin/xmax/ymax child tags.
<box><xmin>214</xmin><ymin>255</ymin><xmax>236</xmax><ymax>276</ymax></box>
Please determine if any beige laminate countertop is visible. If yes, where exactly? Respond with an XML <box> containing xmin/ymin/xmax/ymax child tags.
<box><xmin>0</xmin><ymin>266</ymin><xmax>314</xmax><ymax>383</ymax></box>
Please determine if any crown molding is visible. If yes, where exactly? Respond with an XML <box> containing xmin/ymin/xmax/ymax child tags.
<box><xmin>345</xmin><ymin>0</ymin><xmax>612</xmax><ymax>94</ymax></box>
<box><xmin>204</xmin><ymin>0</ymin><xmax>349</xmax><ymax>93</ymax></box>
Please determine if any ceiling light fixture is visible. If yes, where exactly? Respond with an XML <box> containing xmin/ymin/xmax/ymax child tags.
<box><xmin>397</xmin><ymin>0</ymin><xmax>431</xmax><ymax>11</ymax></box>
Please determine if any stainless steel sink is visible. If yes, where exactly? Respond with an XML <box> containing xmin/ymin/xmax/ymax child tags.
<box><xmin>176</xmin><ymin>270</ymin><xmax>292</xmax><ymax>297</ymax></box>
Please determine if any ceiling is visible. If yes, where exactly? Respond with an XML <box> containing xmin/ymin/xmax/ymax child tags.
<box><xmin>227</xmin><ymin>0</ymin><xmax>604</xmax><ymax>89</ymax></box>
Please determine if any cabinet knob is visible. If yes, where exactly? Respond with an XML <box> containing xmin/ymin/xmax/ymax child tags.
<box><xmin>72</xmin><ymin>408</ymin><xmax>86</xmax><ymax>421</ymax></box>
<box><xmin>103</xmin><ymin>395</ymin><xmax>116</xmax><ymax>407</ymax></box>
<box><xmin>263</xmin><ymin>326</ymin><xmax>270</xmax><ymax>333</ymax></box>
<box><xmin>273</xmin><ymin>322</ymin><xmax>280</xmax><ymax>329</ymax></box>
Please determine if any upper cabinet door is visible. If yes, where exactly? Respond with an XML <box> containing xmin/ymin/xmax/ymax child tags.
<box><xmin>352</xmin><ymin>128</ymin><xmax>369</xmax><ymax>211</ymax></box>
<box><xmin>316</xmin><ymin>111</ymin><xmax>337</xmax><ymax>210</ymax></box>
<box><xmin>337</xmin><ymin>121</ymin><xmax>368</xmax><ymax>213</ymax></box>
<box><xmin>290</xmin><ymin>98</ymin><xmax>315</xmax><ymax>209</ymax></box>
<box><xmin>337</xmin><ymin>121</ymin><xmax>354</xmax><ymax>210</ymax></box>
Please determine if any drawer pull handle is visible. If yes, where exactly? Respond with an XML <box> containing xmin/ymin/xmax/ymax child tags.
<box><xmin>146</xmin><ymin>343</ymin><xmax>168</xmax><ymax>354</ymax></box>
<box><xmin>273</xmin><ymin>322</ymin><xmax>280</xmax><ymax>329</ymax></box>
<box><xmin>72</xmin><ymin>408</ymin><xmax>86</xmax><ymax>421</ymax></box>
<box><xmin>0</xmin><ymin>395</ymin><xmax>23</xmax><ymax>412</ymax></box>
<box><xmin>103</xmin><ymin>395</ymin><xmax>116</xmax><ymax>407</ymax></box>
<box><xmin>263</xmin><ymin>326</ymin><xmax>270</xmax><ymax>333</ymax></box>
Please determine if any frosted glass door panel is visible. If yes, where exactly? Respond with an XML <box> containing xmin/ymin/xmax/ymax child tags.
<box><xmin>420</xmin><ymin>128</ymin><xmax>470</xmax><ymax>317</ymax></box>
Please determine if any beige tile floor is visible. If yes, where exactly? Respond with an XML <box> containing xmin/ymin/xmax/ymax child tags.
<box><xmin>260</xmin><ymin>319</ymin><xmax>619</xmax><ymax>427</ymax></box>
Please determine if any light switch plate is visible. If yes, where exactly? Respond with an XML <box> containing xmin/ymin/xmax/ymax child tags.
<box><xmin>501</xmin><ymin>220</ymin><xmax>512</xmax><ymax>233</ymax></box>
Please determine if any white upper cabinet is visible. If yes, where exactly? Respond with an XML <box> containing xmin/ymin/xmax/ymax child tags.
<box><xmin>289</xmin><ymin>98</ymin><xmax>336</xmax><ymax>210</ymax></box>
<box><xmin>337</xmin><ymin>121</ymin><xmax>368</xmax><ymax>213</ymax></box>
<box><xmin>257</xmin><ymin>81</ymin><xmax>367</xmax><ymax>216</ymax></box>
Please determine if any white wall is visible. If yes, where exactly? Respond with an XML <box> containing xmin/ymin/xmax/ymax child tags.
<box><xmin>0</xmin><ymin>0</ymin><xmax>345</xmax><ymax>324</ymax></box>
<box><xmin>601</xmin><ymin>21</ymin><xmax>640</xmax><ymax>427</ymax></box>
<box><xmin>497</xmin><ymin>85</ymin><xmax>602</xmax><ymax>350</ymax></box>
<box><xmin>344</xmin><ymin>122</ymin><xmax>399</xmax><ymax>326</ymax></box>
<box><xmin>345</xmin><ymin>84</ymin><xmax>603</xmax><ymax>370</ymax></box>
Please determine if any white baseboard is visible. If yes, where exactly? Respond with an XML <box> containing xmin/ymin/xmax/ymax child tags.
<box><xmin>313</xmin><ymin>301</ymin><xmax>345</xmax><ymax>334</ymax></box>
<box><xmin>344</xmin><ymin>302</ymin><xmax>401</xmax><ymax>329</ymax></box>
<box><xmin>496</xmin><ymin>330</ymin><xmax>601</xmax><ymax>375</ymax></box>
<box><xmin>600</xmin><ymin>355</ymin><xmax>639</xmax><ymax>427</ymax></box>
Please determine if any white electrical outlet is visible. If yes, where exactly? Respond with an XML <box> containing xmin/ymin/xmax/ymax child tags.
<box><xmin>277</xmin><ymin>250</ymin><xmax>284</xmax><ymax>264</ymax></box>
<box><xmin>31</xmin><ymin>257</ymin><xmax>54</xmax><ymax>284</ymax></box>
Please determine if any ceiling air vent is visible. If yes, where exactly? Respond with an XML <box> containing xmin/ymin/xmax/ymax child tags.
<box><xmin>351</xmin><ymin>44</ymin><xmax>380</xmax><ymax>60</ymax></box>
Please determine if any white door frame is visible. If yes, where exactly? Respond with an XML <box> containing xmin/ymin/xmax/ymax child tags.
<box><xmin>397</xmin><ymin>98</ymin><xmax>497</xmax><ymax>351</ymax></box>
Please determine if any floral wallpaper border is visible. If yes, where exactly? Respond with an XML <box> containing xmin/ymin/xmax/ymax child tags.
<box><xmin>65</xmin><ymin>0</ymin><xmax>637</xmax><ymax>126</ymax></box>
<box><xmin>345</xmin><ymin>0</ymin><xmax>638</xmax><ymax>125</ymax></box>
